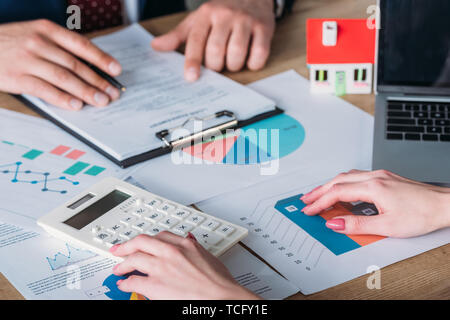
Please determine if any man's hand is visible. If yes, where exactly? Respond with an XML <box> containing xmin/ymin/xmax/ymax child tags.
<box><xmin>301</xmin><ymin>169</ymin><xmax>450</xmax><ymax>238</ymax></box>
<box><xmin>0</xmin><ymin>19</ymin><xmax>122</xmax><ymax>110</ymax></box>
<box><xmin>110</xmin><ymin>232</ymin><xmax>260</xmax><ymax>300</ymax></box>
<box><xmin>152</xmin><ymin>0</ymin><xmax>275</xmax><ymax>82</ymax></box>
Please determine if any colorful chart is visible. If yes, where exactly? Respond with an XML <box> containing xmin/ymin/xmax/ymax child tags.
<box><xmin>183</xmin><ymin>114</ymin><xmax>306</xmax><ymax>164</ymax></box>
<box><xmin>103</xmin><ymin>274</ymin><xmax>146</xmax><ymax>300</ymax></box>
<box><xmin>274</xmin><ymin>194</ymin><xmax>384</xmax><ymax>255</ymax></box>
<box><xmin>46</xmin><ymin>243</ymin><xmax>97</xmax><ymax>270</ymax></box>
<box><xmin>2</xmin><ymin>140</ymin><xmax>106</xmax><ymax>177</ymax></box>
<box><xmin>0</xmin><ymin>161</ymin><xmax>79</xmax><ymax>194</ymax></box>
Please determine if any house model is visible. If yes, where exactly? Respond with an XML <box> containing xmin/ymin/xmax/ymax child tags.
<box><xmin>306</xmin><ymin>19</ymin><xmax>376</xmax><ymax>95</ymax></box>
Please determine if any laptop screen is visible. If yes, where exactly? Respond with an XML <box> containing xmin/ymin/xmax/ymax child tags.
<box><xmin>377</xmin><ymin>0</ymin><xmax>450</xmax><ymax>91</ymax></box>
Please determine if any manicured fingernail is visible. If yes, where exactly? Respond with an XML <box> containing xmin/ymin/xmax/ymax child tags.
<box><xmin>326</xmin><ymin>219</ymin><xmax>345</xmax><ymax>230</ymax></box>
<box><xmin>109</xmin><ymin>61</ymin><xmax>122</xmax><ymax>75</ymax></box>
<box><xmin>106</xmin><ymin>86</ymin><xmax>120</xmax><ymax>100</ymax></box>
<box><xmin>109</xmin><ymin>244</ymin><xmax>120</xmax><ymax>252</ymax></box>
<box><xmin>301</xmin><ymin>205</ymin><xmax>310</xmax><ymax>213</ymax></box>
<box><xmin>70</xmin><ymin>98</ymin><xmax>83</xmax><ymax>110</ymax></box>
<box><xmin>187</xmin><ymin>232</ymin><xmax>197</xmax><ymax>242</ymax></box>
<box><xmin>116</xmin><ymin>280</ymin><xmax>123</xmax><ymax>286</ymax></box>
<box><xmin>185</xmin><ymin>67</ymin><xmax>199</xmax><ymax>82</ymax></box>
<box><xmin>94</xmin><ymin>92</ymin><xmax>109</xmax><ymax>105</ymax></box>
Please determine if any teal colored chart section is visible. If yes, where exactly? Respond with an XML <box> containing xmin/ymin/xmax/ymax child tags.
<box><xmin>223</xmin><ymin>114</ymin><xmax>305</xmax><ymax>165</ymax></box>
<box><xmin>274</xmin><ymin>194</ymin><xmax>361</xmax><ymax>255</ymax></box>
<box><xmin>22</xmin><ymin>149</ymin><xmax>43</xmax><ymax>160</ymax></box>
<box><xmin>84</xmin><ymin>165</ymin><xmax>106</xmax><ymax>176</ymax></box>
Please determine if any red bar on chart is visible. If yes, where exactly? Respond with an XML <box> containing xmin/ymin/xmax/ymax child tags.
<box><xmin>50</xmin><ymin>145</ymin><xmax>71</xmax><ymax>156</ymax></box>
<box><xmin>65</xmin><ymin>149</ymin><xmax>86</xmax><ymax>160</ymax></box>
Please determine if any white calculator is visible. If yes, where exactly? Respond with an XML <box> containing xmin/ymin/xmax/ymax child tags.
<box><xmin>37</xmin><ymin>177</ymin><xmax>248</xmax><ymax>260</ymax></box>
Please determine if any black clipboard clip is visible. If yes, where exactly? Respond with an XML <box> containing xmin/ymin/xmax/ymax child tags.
<box><xmin>155</xmin><ymin>110</ymin><xmax>238</xmax><ymax>150</ymax></box>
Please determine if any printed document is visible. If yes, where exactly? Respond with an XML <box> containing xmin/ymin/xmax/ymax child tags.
<box><xmin>22</xmin><ymin>24</ymin><xmax>276</xmax><ymax>161</ymax></box>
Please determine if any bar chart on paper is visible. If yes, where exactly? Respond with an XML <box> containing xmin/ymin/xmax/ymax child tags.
<box><xmin>197</xmin><ymin>170</ymin><xmax>387</xmax><ymax>283</ymax></box>
<box><xmin>237</xmin><ymin>191</ymin><xmax>385</xmax><ymax>272</ymax></box>
<box><xmin>0</xmin><ymin>109</ymin><xmax>126</xmax><ymax>221</ymax></box>
<box><xmin>274</xmin><ymin>195</ymin><xmax>384</xmax><ymax>255</ymax></box>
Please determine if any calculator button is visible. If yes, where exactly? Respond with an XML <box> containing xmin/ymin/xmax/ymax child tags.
<box><xmin>145</xmin><ymin>198</ymin><xmax>162</xmax><ymax>209</ymax></box>
<box><xmin>185</xmin><ymin>214</ymin><xmax>205</xmax><ymax>226</ymax></box>
<box><xmin>172</xmin><ymin>223</ymin><xmax>194</xmax><ymax>236</ymax></box>
<box><xmin>106</xmin><ymin>223</ymin><xmax>124</xmax><ymax>234</ymax></box>
<box><xmin>159</xmin><ymin>217</ymin><xmax>179</xmax><ymax>229</ymax></box>
<box><xmin>91</xmin><ymin>225</ymin><xmax>102</xmax><ymax>233</ymax></box>
<box><xmin>200</xmin><ymin>219</ymin><xmax>221</xmax><ymax>231</ymax></box>
<box><xmin>157</xmin><ymin>203</ymin><xmax>176</xmax><ymax>214</ymax></box>
<box><xmin>135</xmin><ymin>198</ymin><xmax>145</xmax><ymax>207</ymax></box>
<box><xmin>94</xmin><ymin>231</ymin><xmax>112</xmax><ymax>243</ymax></box>
<box><xmin>131</xmin><ymin>220</ymin><xmax>151</xmax><ymax>232</ymax></box>
<box><xmin>143</xmin><ymin>211</ymin><xmax>165</xmax><ymax>223</ymax></box>
<box><xmin>120</xmin><ymin>215</ymin><xmax>138</xmax><ymax>226</ymax></box>
<box><xmin>132</xmin><ymin>207</ymin><xmax>148</xmax><ymax>217</ymax></box>
<box><xmin>145</xmin><ymin>225</ymin><xmax>168</xmax><ymax>236</ymax></box>
<box><xmin>191</xmin><ymin>229</ymin><xmax>224</xmax><ymax>246</ymax></box>
<box><xmin>119</xmin><ymin>228</ymin><xmax>139</xmax><ymax>240</ymax></box>
<box><xmin>216</xmin><ymin>225</ymin><xmax>235</xmax><ymax>237</ymax></box>
<box><xmin>104</xmin><ymin>237</ymin><xmax>124</xmax><ymax>248</ymax></box>
<box><xmin>172</xmin><ymin>209</ymin><xmax>191</xmax><ymax>219</ymax></box>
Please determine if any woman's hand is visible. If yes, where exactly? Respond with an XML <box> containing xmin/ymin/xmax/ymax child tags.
<box><xmin>110</xmin><ymin>231</ymin><xmax>260</xmax><ymax>300</ymax></box>
<box><xmin>0</xmin><ymin>20</ymin><xmax>122</xmax><ymax>110</ymax></box>
<box><xmin>301</xmin><ymin>169</ymin><xmax>450</xmax><ymax>238</ymax></box>
<box><xmin>152</xmin><ymin>0</ymin><xmax>275</xmax><ymax>82</ymax></box>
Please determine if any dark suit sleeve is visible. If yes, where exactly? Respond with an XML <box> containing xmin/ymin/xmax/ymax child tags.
<box><xmin>0</xmin><ymin>0</ymin><xmax>67</xmax><ymax>25</ymax></box>
<box><xmin>141</xmin><ymin>0</ymin><xmax>186</xmax><ymax>20</ymax></box>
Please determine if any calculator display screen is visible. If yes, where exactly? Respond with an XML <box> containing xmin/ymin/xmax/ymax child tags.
<box><xmin>64</xmin><ymin>190</ymin><xmax>131</xmax><ymax>230</ymax></box>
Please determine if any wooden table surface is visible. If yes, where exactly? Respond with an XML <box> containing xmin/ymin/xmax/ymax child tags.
<box><xmin>0</xmin><ymin>0</ymin><xmax>448</xmax><ymax>300</ymax></box>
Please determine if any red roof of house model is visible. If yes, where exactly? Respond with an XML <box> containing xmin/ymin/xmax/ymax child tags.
<box><xmin>306</xmin><ymin>19</ymin><xmax>376</xmax><ymax>65</ymax></box>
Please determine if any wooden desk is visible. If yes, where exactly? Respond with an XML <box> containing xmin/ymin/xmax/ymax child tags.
<box><xmin>0</xmin><ymin>0</ymin><xmax>448</xmax><ymax>300</ymax></box>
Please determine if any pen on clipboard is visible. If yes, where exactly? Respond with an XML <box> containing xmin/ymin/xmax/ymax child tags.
<box><xmin>79</xmin><ymin>58</ymin><xmax>126</xmax><ymax>92</ymax></box>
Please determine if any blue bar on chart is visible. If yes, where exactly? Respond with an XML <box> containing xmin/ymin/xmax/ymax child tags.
<box><xmin>274</xmin><ymin>194</ymin><xmax>361</xmax><ymax>255</ymax></box>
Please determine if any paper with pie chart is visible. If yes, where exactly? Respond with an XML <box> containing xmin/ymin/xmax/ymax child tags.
<box><xmin>182</xmin><ymin>114</ymin><xmax>306</xmax><ymax>165</ymax></box>
<box><xmin>129</xmin><ymin>71</ymin><xmax>375</xmax><ymax>205</ymax></box>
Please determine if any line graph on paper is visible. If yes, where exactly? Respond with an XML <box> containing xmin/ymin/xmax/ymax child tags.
<box><xmin>0</xmin><ymin>161</ymin><xmax>79</xmax><ymax>194</ymax></box>
<box><xmin>46</xmin><ymin>243</ymin><xmax>97</xmax><ymax>271</ymax></box>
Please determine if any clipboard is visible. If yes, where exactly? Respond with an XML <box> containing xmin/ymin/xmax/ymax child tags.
<box><xmin>15</xmin><ymin>94</ymin><xmax>284</xmax><ymax>168</ymax></box>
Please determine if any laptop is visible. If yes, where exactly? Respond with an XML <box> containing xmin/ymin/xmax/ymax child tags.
<box><xmin>373</xmin><ymin>0</ymin><xmax>450</xmax><ymax>186</ymax></box>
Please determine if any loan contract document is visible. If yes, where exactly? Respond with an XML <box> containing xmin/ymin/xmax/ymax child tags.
<box><xmin>22</xmin><ymin>24</ymin><xmax>276</xmax><ymax>161</ymax></box>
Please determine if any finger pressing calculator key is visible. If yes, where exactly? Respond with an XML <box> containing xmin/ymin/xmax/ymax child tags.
<box><xmin>37</xmin><ymin>177</ymin><xmax>248</xmax><ymax>260</ymax></box>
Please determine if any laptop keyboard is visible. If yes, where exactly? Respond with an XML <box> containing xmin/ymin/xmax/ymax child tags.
<box><xmin>386</xmin><ymin>101</ymin><xmax>450</xmax><ymax>142</ymax></box>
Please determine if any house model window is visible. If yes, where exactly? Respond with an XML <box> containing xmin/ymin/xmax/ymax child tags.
<box><xmin>306</xmin><ymin>19</ymin><xmax>376</xmax><ymax>96</ymax></box>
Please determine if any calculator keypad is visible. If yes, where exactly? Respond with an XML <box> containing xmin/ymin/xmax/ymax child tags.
<box><xmin>143</xmin><ymin>211</ymin><xmax>164</xmax><ymax>223</ymax></box>
<box><xmin>120</xmin><ymin>215</ymin><xmax>137</xmax><ymax>226</ymax></box>
<box><xmin>119</xmin><ymin>228</ymin><xmax>139</xmax><ymax>240</ymax></box>
<box><xmin>89</xmin><ymin>197</ymin><xmax>246</xmax><ymax>257</ymax></box>
<box><xmin>185</xmin><ymin>214</ymin><xmax>205</xmax><ymax>226</ymax></box>
<box><xmin>201</xmin><ymin>219</ymin><xmax>221</xmax><ymax>231</ymax></box>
